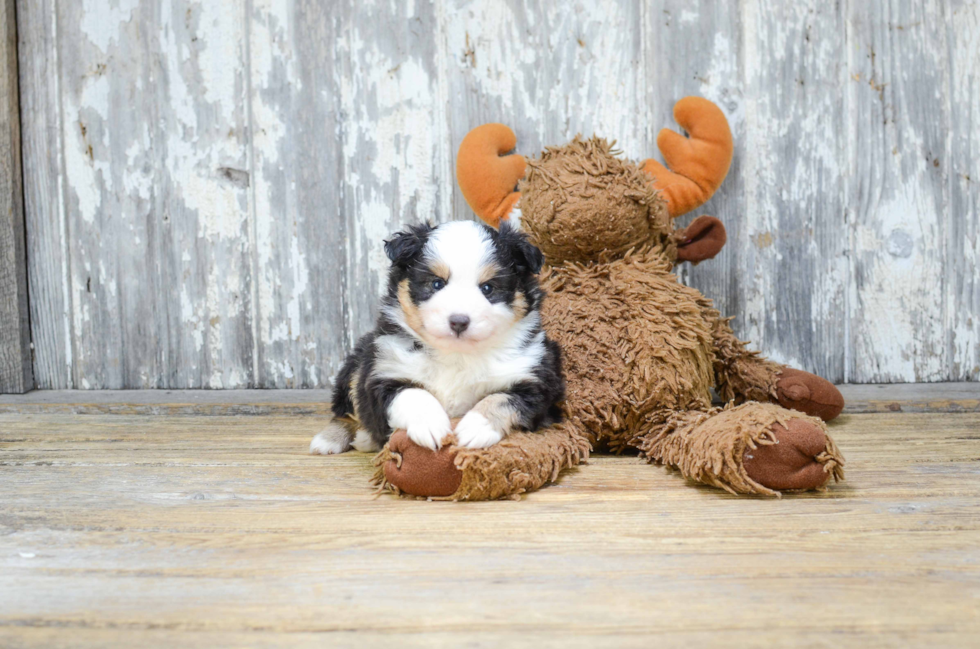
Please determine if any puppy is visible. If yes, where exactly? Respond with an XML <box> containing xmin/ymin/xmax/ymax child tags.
<box><xmin>310</xmin><ymin>220</ymin><xmax>564</xmax><ymax>455</ymax></box>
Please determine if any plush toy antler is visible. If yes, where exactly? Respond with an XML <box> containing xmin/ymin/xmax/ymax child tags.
<box><xmin>457</xmin><ymin>97</ymin><xmax>734</xmax><ymax>228</ymax></box>
<box><xmin>456</xmin><ymin>124</ymin><xmax>526</xmax><ymax>228</ymax></box>
<box><xmin>641</xmin><ymin>96</ymin><xmax>733</xmax><ymax>218</ymax></box>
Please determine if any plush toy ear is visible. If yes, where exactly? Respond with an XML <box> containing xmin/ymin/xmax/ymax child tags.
<box><xmin>384</xmin><ymin>223</ymin><xmax>434</xmax><ymax>268</ymax></box>
<box><xmin>498</xmin><ymin>220</ymin><xmax>544</xmax><ymax>273</ymax></box>
<box><xmin>674</xmin><ymin>215</ymin><xmax>726</xmax><ymax>263</ymax></box>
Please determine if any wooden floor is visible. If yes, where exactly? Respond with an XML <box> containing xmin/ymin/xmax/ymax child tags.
<box><xmin>1</xmin><ymin>387</ymin><xmax>979</xmax><ymax>648</ymax></box>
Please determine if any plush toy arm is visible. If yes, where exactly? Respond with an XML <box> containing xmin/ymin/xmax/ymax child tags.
<box><xmin>709</xmin><ymin>313</ymin><xmax>783</xmax><ymax>405</ymax></box>
<box><xmin>373</xmin><ymin>421</ymin><xmax>590</xmax><ymax>501</ymax></box>
<box><xmin>708</xmin><ymin>310</ymin><xmax>845</xmax><ymax>422</ymax></box>
<box><xmin>456</xmin><ymin>124</ymin><xmax>527</xmax><ymax>228</ymax></box>
<box><xmin>642</xmin><ymin>97</ymin><xmax>733</xmax><ymax>218</ymax></box>
<box><xmin>632</xmin><ymin>403</ymin><xmax>844</xmax><ymax>497</ymax></box>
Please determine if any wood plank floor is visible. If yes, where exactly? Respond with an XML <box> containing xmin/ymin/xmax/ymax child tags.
<box><xmin>1</xmin><ymin>396</ymin><xmax>979</xmax><ymax>647</ymax></box>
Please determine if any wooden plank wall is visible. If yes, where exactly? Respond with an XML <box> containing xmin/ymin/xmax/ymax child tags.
<box><xmin>16</xmin><ymin>0</ymin><xmax>980</xmax><ymax>389</ymax></box>
<box><xmin>0</xmin><ymin>0</ymin><xmax>33</xmax><ymax>394</ymax></box>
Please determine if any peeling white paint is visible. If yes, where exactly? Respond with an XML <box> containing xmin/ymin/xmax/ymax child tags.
<box><xmin>946</xmin><ymin>2</ymin><xmax>980</xmax><ymax>380</ymax></box>
<box><xmin>79</xmin><ymin>0</ymin><xmax>139</xmax><ymax>54</ymax></box>
<box><xmin>194</xmin><ymin>2</ymin><xmax>243</xmax><ymax>119</ymax></box>
<box><xmin>22</xmin><ymin>0</ymin><xmax>980</xmax><ymax>388</ymax></box>
<box><xmin>64</xmin><ymin>73</ymin><xmax>113</xmax><ymax>224</ymax></box>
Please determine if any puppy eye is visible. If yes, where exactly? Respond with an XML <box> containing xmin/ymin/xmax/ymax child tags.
<box><xmin>432</xmin><ymin>278</ymin><xmax>446</xmax><ymax>291</ymax></box>
<box><xmin>480</xmin><ymin>283</ymin><xmax>494</xmax><ymax>296</ymax></box>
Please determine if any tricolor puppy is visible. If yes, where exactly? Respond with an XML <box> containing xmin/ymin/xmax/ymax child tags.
<box><xmin>310</xmin><ymin>220</ymin><xmax>564</xmax><ymax>455</ymax></box>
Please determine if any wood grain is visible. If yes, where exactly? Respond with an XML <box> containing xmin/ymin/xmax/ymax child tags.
<box><xmin>245</xmin><ymin>0</ymin><xmax>347</xmax><ymax>387</ymax></box>
<box><xmin>847</xmin><ymin>0</ymin><xmax>950</xmax><ymax>382</ymax></box>
<box><xmin>0</xmin><ymin>0</ymin><xmax>32</xmax><ymax>394</ymax></box>
<box><xmin>16</xmin><ymin>1</ymin><xmax>980</xmax><ymax>387</ymax></box>
<box><xmin>734</xmin><ymin>0</ymin><xmax>848</xmax><ymax>381</ymax></box>
<box><xmin>1</xmin><ymin>410</ymin><xmax>978</xmax><ymax>646</ymax></box>
<box><xmin>20</xmin><ymin>0</ymin><xmax>257</xmax><ymax>388</ymax></box>
<box><xmin>947</xmin><ymin>1</ymin><xmax>980</xmax><ymax>382</ymax></box>
<box><xmin>16</xmin><ymin>0</ymin><xmax>70</xmax><ymax>389</ymax></box>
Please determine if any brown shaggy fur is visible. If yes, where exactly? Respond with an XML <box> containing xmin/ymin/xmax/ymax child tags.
<box><xmin>521</xmin><ymin>138</ymin><xmax>842</xmax><ymax>495</ymax></box>
<box><xmin>520</xmin><ymin>137</ymin><xmax>673</xmax><ymax>263</ymax></box>
<box><xmin>633</xmin><ymin>402</ymin><xmax>844</xmax><ymax>497</ymax></box>
<box><xmin>375</xmin><ymin>135</ymin><xmax>844</xmax><ymax>500</ymax></box>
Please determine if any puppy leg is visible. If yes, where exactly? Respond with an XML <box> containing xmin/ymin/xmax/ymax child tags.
<box><xmin>351</xmin><ymin>429</ymin><xmax>380</xmax><ymax>452</ymax></box>
<box><xmin>455</xmin><ymin>394</ymin><xmax>519</xmax><ymax>449</ymax></box>
<box><xmin>310</xmin><ymin>420</ymin><xmax>354</xmax><ymax>455</ymax></box>
<box><xmin>387</xmin><ymin>388</ymin><xmax>452</xmax><ymax>450</ymax></box>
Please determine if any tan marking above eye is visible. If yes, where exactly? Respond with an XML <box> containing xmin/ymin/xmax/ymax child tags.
<box><xmin>428</xmin><ymin>260</ymin><xmax>451</xmax><ymax>280</ymax></box>
<box><xmin>478</xmin><ymin>262</ymin><xmax>502</xmax><ymax>284</ymax></box>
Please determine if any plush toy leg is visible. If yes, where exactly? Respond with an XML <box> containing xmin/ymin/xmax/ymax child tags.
<box><xmin>373</xmin><ymin>422</ymin><xmax>590</xmax><ymax>501</ymax></box>
<box><xmin>632</xmin><ymin>402</ymin><xmax>844</xmax><ymax>497</ymax></box>
<box><xmin>710</xmin><ymin>315</ymin><xmax>845</xmax><ymax>421</ymax></box>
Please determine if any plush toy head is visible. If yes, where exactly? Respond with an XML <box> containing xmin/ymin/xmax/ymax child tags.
<box><xmin>518</xmin><ymin>137</ymin><xmax>671</xmax><ymax>264</ymax></box>
<box><xmin>455</xmin><ymin>97</ymin><xmax>733</xmax><ymax>266</ymax></box>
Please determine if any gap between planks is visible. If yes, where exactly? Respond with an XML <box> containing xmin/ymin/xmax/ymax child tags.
<box><xmin>0</xmin><ymin>383</ymin><xmax>976</xmax><ymax>416</ymax></box>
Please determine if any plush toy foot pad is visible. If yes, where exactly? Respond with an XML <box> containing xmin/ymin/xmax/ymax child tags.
<box><xmin>775</xmin><ymin>368</ymin><xmax>845</xmax><ymax>422</ymax></box>
<box><xmin>742</xmin><ymin>419</ymin><xmax>837</xmax><ymax>491</ymax></box>
<box><xmin>381</xmin><ymin>430</ymin><xmax>462</xmax><ymax>497</ymax></box>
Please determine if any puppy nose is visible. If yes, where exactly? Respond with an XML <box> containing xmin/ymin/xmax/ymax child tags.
<box><xmin>448</xmin><ymin>314</ymin><xmax>470</xmax><ymax>335</ymax></box>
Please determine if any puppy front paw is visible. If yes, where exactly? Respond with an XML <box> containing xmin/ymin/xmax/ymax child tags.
<box><xmin>406</xmin><ymin>415</ymin><xmax>453</xmax><ymax>451</ymax></box>
<box><xmin>389</xmin><ymin>389</ymin><xmax>452</xmax><ymax>450</ymax></box>
<box><xmin>454</xmin><ymin>411</ymin><xmax>504</xmax><ymax>449</ymax></box>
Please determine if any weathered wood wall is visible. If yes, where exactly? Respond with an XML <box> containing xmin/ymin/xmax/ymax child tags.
<box><xmin>16</xmin><ymin>0</ymin><xmax>980</xmax><ymax>389</ymax></box>
<box><xmin>0</xmin><ymin>0</ymin><xmax>33</xmax><ymax>394</ymax></box>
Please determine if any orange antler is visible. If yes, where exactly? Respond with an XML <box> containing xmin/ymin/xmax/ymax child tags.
<box><xmin>642</xmin><ymin>97</ymin><xmax>733</xmax><ymax>218</ymax></box>
<box><xmin>456</xmin><ymin>124</ymin><xmax>527</xmax><ymax>228</ymax></box>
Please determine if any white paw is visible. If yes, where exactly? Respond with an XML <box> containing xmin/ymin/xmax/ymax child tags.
<box><xmin>405</xmin><ymin>413</ymin><xmax>453</xmax><ymax>450</ymax></box>
<box><xmin>310</xmin><ymin>422</ymin><xmax>353</xmax><ymax>455</ymax></box>
<box><xmin>351</xmin><ymin>429</ymin><xmax>380</xmax><ymax>452</ymax></box>
<box><xmin>388</xmin><ymin>389</ymin><xmax>452</xmax><ymax>450</ymax></box>
<box><xmin>454</xmin><ymin>411</ymin><xmax>504</xmax><ymax>449</ymax></box>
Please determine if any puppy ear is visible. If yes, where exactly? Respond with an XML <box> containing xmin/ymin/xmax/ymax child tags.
<box><xmin>384</xmin><ymin>223</ymin><xmax>433</xmax><ymax>268</ymax></box>
<box><xmin>498</xmin><ymin>220</ymin><xmax>544</xmax><ymax>274</ymax></box>
<box><xmin>517</xmin><ymin>239</ymin><xmax>544</xmax><ymax>274</ymax></box>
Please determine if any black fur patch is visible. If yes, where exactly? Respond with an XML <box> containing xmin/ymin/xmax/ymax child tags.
<box><xmin>494</xmin><ymin>220</ymin><xmax>544</xmax><ymax>274</ymax></box>
<box><xmin>504</xmin><ymin>337</ymin><xmax>565</xmax><ymax>431</ymax></box>
<box><xmin>482</xmin><ymin>221</ymin><xmax>544</xmax><ymax>311</ymax></box>
<box><xmin>331</xmin><ymin>329</ymin><xmax>417</xmax><ymax>448</ymax></box>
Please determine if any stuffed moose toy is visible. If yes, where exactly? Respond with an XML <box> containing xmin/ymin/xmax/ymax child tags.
<box><xmin>374</xmin><ymin>97</ymin><xmax>845</xmax><ymax>500</ymax></box>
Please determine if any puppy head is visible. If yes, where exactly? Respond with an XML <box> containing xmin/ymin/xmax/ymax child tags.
<box><xmin>384</xmin><ymin>220</ymin><xmax>543</xmax><ymax>352</ymax></box>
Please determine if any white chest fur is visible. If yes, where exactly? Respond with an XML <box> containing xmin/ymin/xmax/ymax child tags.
<box><xmin>373</xmin><ymin>326</ymin><xmax>545</xmax><ymax>418</ymax></box>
